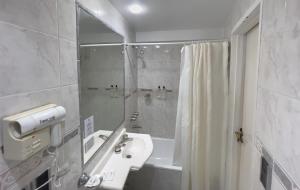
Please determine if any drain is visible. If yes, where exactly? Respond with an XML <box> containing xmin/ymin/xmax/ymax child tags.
<box><xmin>126</xmin><ymin>155</ymin><xmax>132</xmax><ymax>159</ymax></box>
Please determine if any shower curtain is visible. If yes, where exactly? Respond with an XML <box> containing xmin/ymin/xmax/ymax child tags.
<box><xmin>174</xmin><ymin>42</ymin><xmax>229</xmax><ymax>190</ymax></box>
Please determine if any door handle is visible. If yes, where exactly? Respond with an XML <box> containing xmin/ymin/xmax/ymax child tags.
<box><xmin>235</xmin><ymin>128</ymin><xmax>244</xmax><ymax>143</ymax></box>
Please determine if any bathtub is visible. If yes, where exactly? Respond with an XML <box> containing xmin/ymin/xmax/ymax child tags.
<box><xmin>146</xmin><ymin>137</ymin><xmax>182</xmax><ymax>170</ymax></box>
<box><xmin>125</xmin><ymin>137</ymin><xmax>182</xmax><ymax>190</ymax></box>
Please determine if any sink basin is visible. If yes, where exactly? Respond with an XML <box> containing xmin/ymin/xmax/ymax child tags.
<box><xmin>122</xmin><ymin>137</ymin><xmax>145</xmax><ymax>159</ymax></box>
<box><xmin>89</xmin><ymin>130</ymin><xmax>153</xmax><ymax>190</ymax></box>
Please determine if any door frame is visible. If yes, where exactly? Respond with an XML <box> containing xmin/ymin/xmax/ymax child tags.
<box><xmin>225</xmin><ymin>1</ymin><xmax>263</xmax><ymax>190</ymax></box>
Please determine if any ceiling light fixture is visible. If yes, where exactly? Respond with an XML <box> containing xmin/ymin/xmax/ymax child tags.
<box><xmin>155</xmin><ymin>45</ymin><xmax>160</xmax><ymax>49</ymax></box>
<box><xmin>128</xmin><ymin>3</ymin><xmax>145</xmax><ymax>14</ymax></box>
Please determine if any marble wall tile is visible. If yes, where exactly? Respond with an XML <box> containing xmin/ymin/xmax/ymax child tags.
<box><xmin>0</xmin><ymin>0</ymin><xmax>83</xmax><ymax>189</ymax></box>
<box><xmin>0</xmin><ymin>0</ymin><xmax>58</xmax><ymax>36</ymax></box>
<box><xmin>60</xmin><ymin>84</ymin><xmax>80</xmax><ymax>134</ymax></box>
<box><xmin>6</xmin><ymin>158</ymin><xmax>52</xmax><ymax>190</ymax></box>
<box><xmin>59</xmin><ymin>39</ymin><xmax>78</xmax><ymax>86</ymax></box>
<box><xmin>137</xmin><ymin>45</ymin><xmax>181</xmax><ymax>139</ymax></box>
<box><xmin>59</xmin><ymin>133</ymin><xmax>82</xmax><ymax>190</ymax></box>
<box><xmin>259</xmin><ymin>27</ymin><xmax>300</xmax><ymax>100</ymax></box>
<box><xmin>0</xmin><ymin>22</ymin><xmax>60</xmax><ymax>97</ymax></box>
<box><xmin>255</xmin><ymin>87</ymin><xmax>278</xmax><ymax>155</ymax></box>
<box><xmin>0</xmin><ymin>151</ymin><xmax>52</xmax><ymax>190</ymax></box>
<box><xmin>138</xmin><ymin>70</ymin><xmax>180</xmax><ymax>91</ymax></box>
<box><xmin>262</xmin><ymin>0</ymin><xmax>300</xmax><ymax>34</ymax></box>
<box><xmin>58</xmin><ymin>0</ymin><xmax>76</xmax><ymax>42</ymax></box>
<box><xmin>274</xmin><ymin>95</ymin><xmax>300</xmax><ymax>185</ymax></box>
<box><xmin>125</xmin><ymin>92</ymin><xmax>138</xmax><ymax>128</ymax></box>
<box><xmin>137</xmin><ymin>93</ymin><xmax>178</xmax><ymax>139</ymax></box>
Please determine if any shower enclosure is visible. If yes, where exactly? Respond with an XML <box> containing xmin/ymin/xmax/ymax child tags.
<box><xmin>125</xmin><ymin>40</ymin><xmax>229</xmax><ymax>190</ymax></box>
<box><xmin>125</xmin><ymin>44</ymin><xmax>182</xmax><ymax>190</ymax></box>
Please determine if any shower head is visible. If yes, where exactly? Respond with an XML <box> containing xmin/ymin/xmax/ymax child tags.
<box><xmin>137</xmin><ymin>56</ymin><xmax>146</xmax><ymax>69</ymax></box>
<box><xmin>135</xmin><ymin>46</ymin><xmax>146</xmax><ymax>69</ymax></box>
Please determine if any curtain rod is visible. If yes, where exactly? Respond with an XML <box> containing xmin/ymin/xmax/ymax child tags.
<box><xmin>126</xmin><ymin>39</ymin><xmax>229</xmax><ymax>46</ymax></box>
<box><xmin>79</xmin><ymin>39</ymin><xmax>229</xmax><ymax>47</ymax></box>
<box><xmin>80</xmin><ymin>43</ymin><xmax>124</xmax><ymax>48</ymax></box>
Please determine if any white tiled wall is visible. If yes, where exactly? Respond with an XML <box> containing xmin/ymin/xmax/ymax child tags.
<box><xmin>227</xmin><ymin>0</ymin><xmax>300</xmax><ymax>189</ymax></box>
<box><xmin>0</xmin><ymin>0</ymin><xmax>81</xmax><ymax>189</ymax></box>
<box><xmin>0</xmin><ymin>0</ymin><xmax>136</xmax><ymax>188</ymax></box>
<box><xmin>135</xmin><ymin>45</ymin><xmax>181</xmax><ymax>139</ymax></box>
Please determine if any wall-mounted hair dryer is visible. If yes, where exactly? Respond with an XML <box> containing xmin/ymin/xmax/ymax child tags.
<box><xmin>2</xmin><ymin>104</ymin><xmax>66</xmax><ymax>161</ymax></box>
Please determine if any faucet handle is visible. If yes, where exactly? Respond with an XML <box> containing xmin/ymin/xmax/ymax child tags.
<box><xmin>132</xmin><ymin>112</ymin><xmax>139</xmax><ymax>116</ymax></box>
<box><xmin>130</xmin><ymin>116</ymin><xmax>137</xmax><ymax>122</ymax></box>
<box><xmin>122</xmin><ymin>134</ymin><xmax>129</xmax><ymax>140</ymax></box>
<box><xmin>115</xmin><ymin>144</ymin><xmax>122</xmax><ymax>153</ymax></box>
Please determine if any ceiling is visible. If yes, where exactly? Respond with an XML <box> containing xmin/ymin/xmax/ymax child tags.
<box><xmin>79</xmin><ymin>8</ymin><xmax>114</xmax><ymax>34</ymax></box>
<box><xmin>109</xmin><ymin>0</ymin><xmax>235</xmax><ymax>32</ymax></box>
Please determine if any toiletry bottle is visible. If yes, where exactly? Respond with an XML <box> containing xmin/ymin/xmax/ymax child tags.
<box><xmin>115</xmin><ymin>85</ymin><xmax>119</xmax><ymax>98</ymax></box>
<box><xmin>161</xmin><ymin>86</ymin><xmax>167</xmax><ymax>100</ymax></box>
<box><xmin>156</xmin><ymin>86</ymin><xmax>161</xmax><ymax>99</ymax></box>
<box><xmin>110</xmin><ymin>84</ymin><xmax>115</xmax><ymax>98</ymax></box>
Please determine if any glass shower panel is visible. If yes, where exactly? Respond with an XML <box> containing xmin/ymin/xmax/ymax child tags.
<box><xmin>130</xmin><ymin>44</ymin><xmax>182</xmax><ymax>139</ymax></box>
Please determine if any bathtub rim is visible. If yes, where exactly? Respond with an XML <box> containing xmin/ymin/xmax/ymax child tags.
<box><xmin>145</xmin><ymin>136</ymin><xmax>182</xmax><ymax>171</ymax></box>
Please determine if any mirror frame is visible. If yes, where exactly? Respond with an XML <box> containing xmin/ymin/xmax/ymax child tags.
<box><xmin>76</xmin><ymin>2</ymin><xmax>126</xmax><ymax>169</ymax></box>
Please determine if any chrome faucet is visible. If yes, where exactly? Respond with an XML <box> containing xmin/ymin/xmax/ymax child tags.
<box><xmin>130</xmin><ymin>112</ymin><xmax>139</xmax><ymax>122</ymax></box>
<box><xmin>114</xmin><ymin>134</ymin><xmax>133</xmax><ymax>153</ymax></box>
<box><xmin>119</xmin><ymin>134</ymin><xmax>133</xmax><ymax>145</ymax></box>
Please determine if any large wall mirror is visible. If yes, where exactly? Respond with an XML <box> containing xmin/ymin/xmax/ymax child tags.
<box><xmin>77</xmin><ymin>5</ymin><xmax>125</xmax><ymax>165</ymax></box>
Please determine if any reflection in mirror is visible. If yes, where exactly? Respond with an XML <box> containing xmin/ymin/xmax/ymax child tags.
<box><xmin>77</xmin><ymin>6</ymin><xmax>125</xmax><ymax>165</ymax></box>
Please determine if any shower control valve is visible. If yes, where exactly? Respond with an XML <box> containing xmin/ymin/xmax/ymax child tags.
<box><xmin>130</xmin><ymin>112</ymin><xmax>139</xmax><ymax>122</ymax></box>
<box><xmin>130</xmin><ymin>116</ymin><xmax>137</xmax><ymax>122</ymax></box>
<box><xmin>132</xmin><ymin>112</ymin><xmax>139</xmax><ymax>116</ymax></box>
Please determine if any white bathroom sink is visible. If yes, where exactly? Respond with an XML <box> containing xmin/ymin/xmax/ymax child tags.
<box><xmin>122</xmin><ymin>137</ymin><xmax>145</xmax><ymax>158</ymax></box>
<box><xmin>89</xmin><ymin>130</ymin><xmax>153</xmax><ymax>190</ymax></box>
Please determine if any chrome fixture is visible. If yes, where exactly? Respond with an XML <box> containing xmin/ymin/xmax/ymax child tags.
<box><xmin>126</xmin><ymin>39</ymin><xmax>228</xmax><ymax>46</ymax></box>
<box><xmin>119</xmin><ymin>134</ymin><xmax>133</xmax><ymax>146</ymax></box>
<box><xmin>115</xmin><ymin>144</ymin><xmax>122</xmax><ymax>153</ymax></box>
<box><xmin>78</xmin><ymin>173</ymin><xmax>104</xmax><ymax>189</ymax></box>
<box><xmin>130</xmin><ymin>112</ymin><xmax>139</xmax><ymax>122</ymax></box>
<box><xmin>80</xmin><ymin>43</ymin><xmax>123</xmax><ymax>47</ymax></box>
<box><xmin>99</xmin><ymin>134</ymin><xmax>108</xmax><ymax>140</ymax></box>
<box><xmin>132</xmin><ymin>112</ymin><xmax>139</xmax><ymax>117</ymax></box>
<box><xmin>130</xmin><ymin>116</ymin><xmax>137</xmax><ymax>122</ymax></box>
<box><xmin>78</xmin><ymin>173</ymin><xmax>90</xmax><ymax>187</ymax></box>
<box><xmin>114</xmin><ymin>134</ymin><xmax>133</xmax><ymax>153</ymax></box>
<box><xmin>132</xmin><ymin>46</ymin><xmax>146</xmax><ymax>68</ymax></box>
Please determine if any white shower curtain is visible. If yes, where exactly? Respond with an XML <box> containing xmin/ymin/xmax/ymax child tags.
<box><xmin>174</xmin><ymin>42</ymin><xmax>229</xmax><ymax>190</ymax></box>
